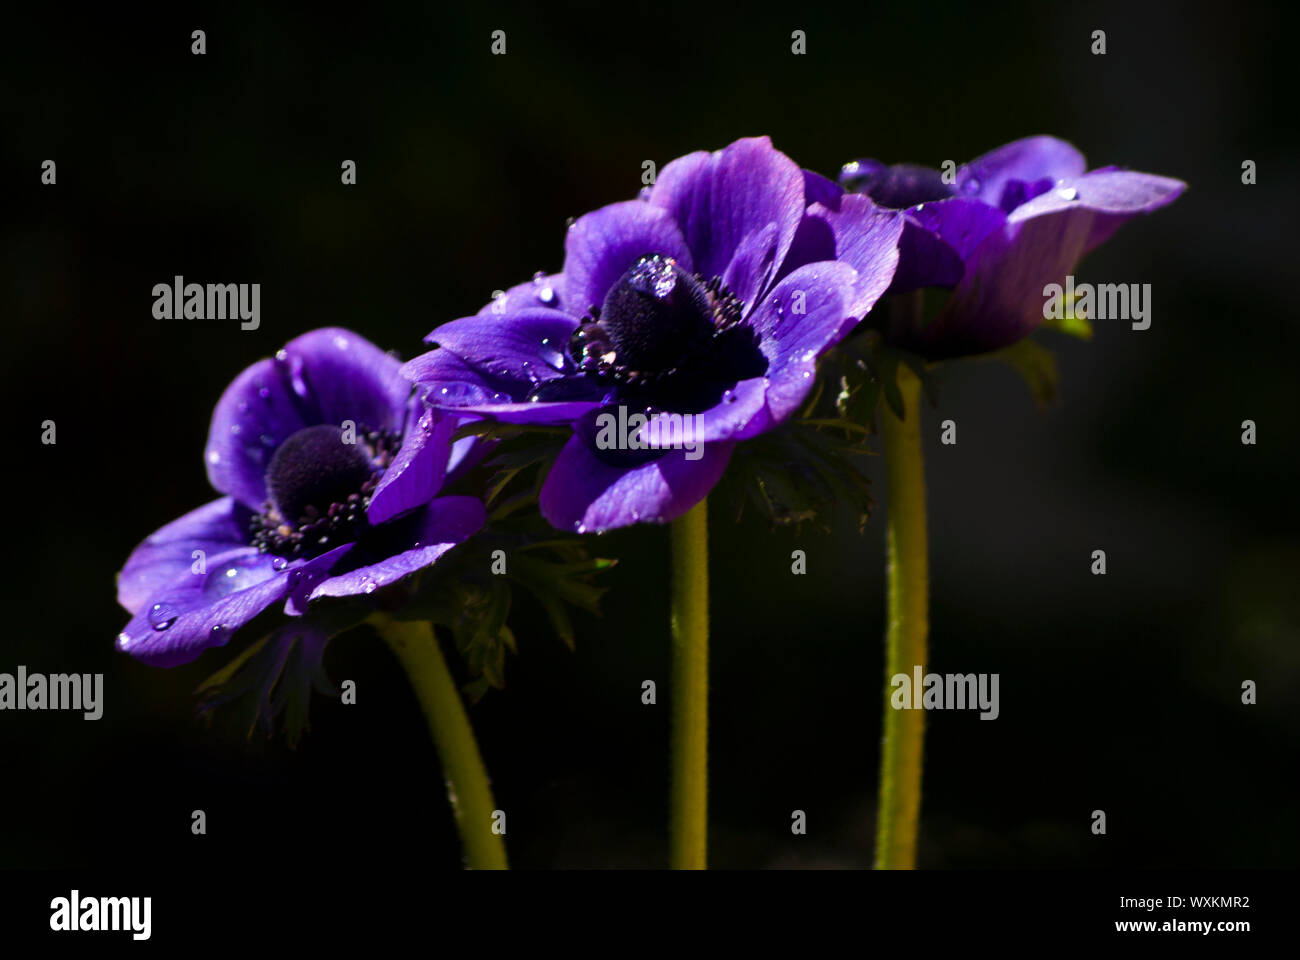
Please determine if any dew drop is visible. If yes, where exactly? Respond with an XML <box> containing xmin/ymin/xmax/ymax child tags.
<box><xmin>1057</xmin><ymin>187</ymin><xmax>1078</xmax><ymax>201</ymax></box>
<box><xmin>275</xmin><ymin>349</ymin><xmax>289</xmax><ymax>363</ymax></box>
<box><xmin>271</xmin><ymin>557</ymin><xmax>288</xmax><ymax>571</ymax></box>
<box><xmin>116</xmin><ymin>632</ymin><xmax>132</xmax><ymax>650</ymax></box>
<box><xmin>207</xmin><ymin>450</ymin><xmax>221</xmax><ymax>465</ymax></box>
<box><xmin>148</xmin><ymin>602</ymin><xmax>177</xmax><ymax>631</ymax></box>
<box><xmin>258</xmin><ymin>386</ymin><xmax>272</xmax><ymax>400</ymax></box>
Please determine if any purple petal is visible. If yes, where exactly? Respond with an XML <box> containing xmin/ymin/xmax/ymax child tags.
<box><xmin>423</xmin><ymin>308</ymin><xmax>576</xmax><ymax>382</ymax></box>
<box><xmin>805</xmin><ymin>195</ymin><xmax>904</xmax><ymax>317</ymax></box>
<box><xmin>404</xmin><ymin>345</ymin><xmax>609</xmax><ymax>424</ymax></box>
<box><xmin>562</xmin><ymin>201</ymin><xmax>692</xmax><ymax>315</ymax></box>
<box><xmin>539</xmin><ymin>433</ymin><xmax>735</xmax><ymax>533</ymax></box>
<box><xmin>916</xmin><ymin>209</ymin><xmax>1095</xmax><ymax>357</ymax></box>
<box><xmin>309</xmin><ymin>496</ymin><xmax>485</xmax><ymax>601</ymax></box>
<box><xmin>890</xmin><ymin>197</ymin><xmax>1009</xmax><ymax>291</ymax></box>
<box><xmin>402</xmin><ymin>347</ymin><xmax>517</xmax><ymax>407</ymax></box>
<box><xmin>745</xmin><ymin>262</ymin><xmax>859</xmax><ymax>425</ymax></box>
<box><xmin>956</xmin><ymin>135</ymin><xmax>1087</xmax><ymax>207</ymax></box>
<box><xmin>367</xmin><ymin>407</ymin><xmax>455</xmax><ymax>525</ymax></box>
<box><xmin>115</xmin><ymin>548</ymin><xmax>295</xmax><ymax>667</ymax></box>
<box><xmin>1008</xmin><ymin>169</ymin><xmax>1187</xmax><ymax>223</ymax></box>
<box><xmin>1009</xmin><ymin>169</ymin><xmax>1187</xmax><ymax>253</ymax></box>
<box><xmin>721</xmin><ymin>221</ymin><xmax>780</xmax><ymax>307</ymax></box>
<box><xmin>206</xmin><ymin>328</ymin><xmax>409</xmax><ymax>510</ymax></box>
<box><xmin>802</xmin><ymin>168</ymin><xmax>844</xmax><ymax>208</ymax></box>
<box><xmin>117</xmin><ymin>497</ymin><xmax>251</xmax><ymax>614</ymax></box>
<box><xmin>902</xmin><ymin>169</ymin><xmax>1187</xmax><ymax>355</ymax></box>
<box><xmin>476</xmin><ymin>273</ymin><xmax>566</xmax><ymax>316</ymax></box>
<box><xmin>648</xmin><ymin>136</ymin><xmax>805</xmax><ymax>283</ymax></box>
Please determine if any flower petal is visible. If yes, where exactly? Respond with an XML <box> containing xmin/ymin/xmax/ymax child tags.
<box><xmin>649</xmin><ymin>136</ymin><xmax>805</xmax><ymax>282</ymax></box>
<box><xmin>116</xmin><ymin>549</ymin><xmax>286</xmax><ymax>667</ymax></box>
<box><xmin>540</xmin><ymin>432</ymin><xmax>734</xmax><ymax>533</ymax></box>
<box><xmin>476</xmin><ymin>273</ymin><xmax>566</xmax><ymax>316</ymax></box>
<box><xmin>956</xmin><ymin>135</ymin><xmax>1087</xmax><ymax>208</ymax></box>
<box><xmin>116</xmin><ymin>498</ymin><xmax>252</xmax><ymax>613</ymax></box>
<box><xmin>309</xmin><ymin>496</ymin><xmax>485</xmax><ymax>601</ymax></box>
<box><xmin>562</xmin><ymin>200</ymin><xmax>692</xmax><ymax>315</ymax></box>
<box><xmin>805</xmin><ymin>195</ymin><xmax>904</xmax><ymax>317</ymax></box>
<box><xmin>889</xmin><ymin>197</ymin><xmax>1009</xmax><ymax>292</ymax></box>
<box><xmin>423</xmin><ymin>308</ymin><xmax>577</xmax><ymax>382</ymax></box>
<box><xmin>915</xmin><ymin>209</ymin><xmax>1094</xmax><ymax>357</ymax></box>
<box><xmin>367</xmin><ymin>408</ymin><xmax>455</xmax><ymax>525</ymax></box>
<box><xmin>746</xmin><ymin>261</ymin><xmax>859</xmax><ymax>425</ymax></box>
<box><xmin>403</xmin><ymin>346</ymin><xmax>609</xmax><ymax>424</ymax></box>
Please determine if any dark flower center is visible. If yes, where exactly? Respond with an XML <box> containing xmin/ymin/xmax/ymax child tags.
<box><xmin>567</xmin><ymin>254</ymin><xmax>744</xmax><ymax>386</ymax></box>
<box><xmin>250</xmin><ymin>423</ymin><xmax>400</xmax><ymax>557</ymax></box>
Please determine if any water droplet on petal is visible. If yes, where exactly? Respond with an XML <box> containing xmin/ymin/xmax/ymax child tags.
<box><xmin>1057</xmin><ymin>187</ymin><xmax>1078</xmax><ymax>201</ymax></box>
<box><xmin>275</xmin><ymin>349</ymin><xmax>289</xmax><ymax>362</ymax></box>
<box><xmin>229</xmin><ymin>424</ymin><xmax>242</xmax><ymax>435</ymax></box>
<box><xmin>204</xmin><ymin>556</ymin><xmax>275</xmax><ymax>599</ymax></box>
<box><xmin>271</xmin><ymin>557</ymin><xmax>288</xmax><ymax>571</ymax></box>
<box><xmin>258</xmin><ymin>386</ymin><xmax>272</xmax><ymax>400</ymax></box>
<box><xmin>210</xmin><ymin>624</ymin><xmax>231</xmax><ymax>644</ymax></box>
<box><xmin>148</xmin><ymin>602</ymin><xmax>177</xmax><ymax>631</ymax></box>
<box><xmin>116</xmin><ymin>632</ymin><xmax>132</xmax><ymax>650</ymax></box>
<box><xmin>207</xmin><ymin>450</ymin><xmax>221</xmax><ymax>465</ymax></box>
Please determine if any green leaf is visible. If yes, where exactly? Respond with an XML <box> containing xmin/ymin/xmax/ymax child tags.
<box><xmin>508</xmin><ymin>551</ymin><xmax>615</xmax><ymax>651</ymax></box>
<box><xmin>722</xmin><ymin>418</ymin><xmax>875</xmax><ymax>533</ymax></box>
<box><xmin>195</xmin><ymin>624</ymin><xmax>335</xmax><ymax>748</ymax></box>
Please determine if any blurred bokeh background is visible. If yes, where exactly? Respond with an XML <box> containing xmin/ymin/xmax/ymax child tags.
<box><xmin>3</xmin><ymin>1</ymin><xmax>1295</xmax><ymax>869</ymax></box>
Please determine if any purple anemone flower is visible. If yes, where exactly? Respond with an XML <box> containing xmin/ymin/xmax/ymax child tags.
<box><xmin>402</xmin><ymin>136</ymin><xmax>903</xmax><ymax>533</ymax></box>
<box><xmin>115</xmin><ymin>328</ymin><xmax>485</xmax><ymax>667</ymax></box>
<box><xmin>839</xmin><ymin>135</ymin><xmax>1186</xmax><ymax>358</ymax></box>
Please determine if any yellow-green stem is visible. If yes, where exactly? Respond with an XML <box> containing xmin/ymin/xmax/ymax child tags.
<box><xmin>374</xmin><ymin>614</ymin><xmax>508</xmax><ymax>870</ymax></box>
<box><xmin>874</xmin><ymin>364</ymin><xmax>929</xmax><ymax>869</ymax></box>
<box><xmin>670</xmin><ymin>497</ymin><xmax>709</xmax><ymax>869</ymax></box>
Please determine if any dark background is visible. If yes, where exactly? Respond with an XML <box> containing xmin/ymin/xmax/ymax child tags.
<box><xmin>3</xmin><ymin>1</ymin><xmax>1295</xmax><ymax>869</ymax></box>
